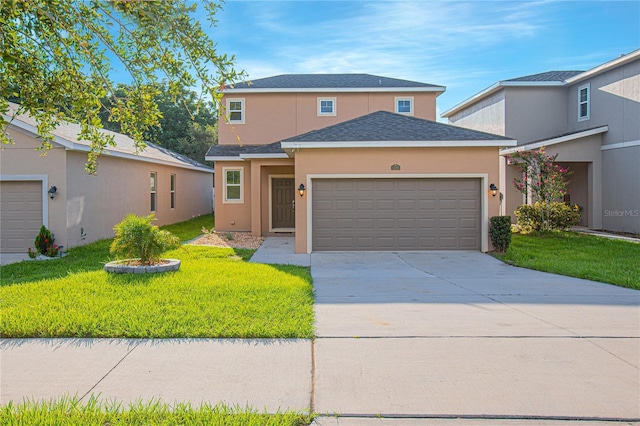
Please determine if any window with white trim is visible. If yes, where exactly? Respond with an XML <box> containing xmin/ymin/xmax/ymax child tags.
<box><xmin>150</xmin><ymin>172</ymin><xmax>157</xmax><ymax>212</ymax></box>
<box><xmin>227</xmin><ymin>98</ymin><xmax>245</xmax><ymax>124</ymax></box>
<box><xmin>317</xmin><ymin>97</ymin><xmax>336</xmax><ymax>116</ymax></box>
<box><xmin>170</xmin><ymin>174</ymin><xmax>176</xmax><ymax>209</ymax></box>
<box><xmin>224</xmin><ymin>168</ymin><xmax>243</xmax><ymax>203</ymax></box>
<box><xmin>578</xmin><ymin>83</ymin><xmax>590</xmax><ymax>121</ymax></box>
<box><xmin>395</xmin><ymin>97</ymin><xmax>413</xmax><ymax>115</ymax></box>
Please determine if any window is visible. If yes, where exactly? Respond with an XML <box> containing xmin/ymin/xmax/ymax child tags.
<box><xmin>317</xmin><ymin>97</ymin><xmax>336</xmax><ymax>116</ymax></box>
<box><xmin>150</xmin><ymin>172</ymin><xmax>157</xmax><ymax>212</ymax></box>
<box><xmin>578</xmin><ymin>83</ymin><xmax>590</xmax><ymax>121</ymax></box>
<box><xmin>227</xmin><ymin>98</ymin><xmax>245</xmax><ymax>123</ymax></box>
<box><xmin>224</xmin><ymin>168</ymin><xmax>243</xmax><ymax>203</ymax></box>
<box><xmin>395</xmin><ymin>97</ymin><xmax>413</xmax><ymax>115</ymax></box>
<box><xmin>170</xmin><ymin>174</ymin><xmax>176</xmax><ymax>209</ymax></box>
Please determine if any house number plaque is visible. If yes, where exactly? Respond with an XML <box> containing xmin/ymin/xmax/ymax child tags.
<box><xmin>391</xmin><ymin>164</ymin><xmax>401</xmax><ymax>171</ymax></box>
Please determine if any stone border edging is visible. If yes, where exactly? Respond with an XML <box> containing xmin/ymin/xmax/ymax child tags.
<box><xmin>104</xmin><ymin>259</ymin><xmax>181</xmax><ymax>274</ymax></box>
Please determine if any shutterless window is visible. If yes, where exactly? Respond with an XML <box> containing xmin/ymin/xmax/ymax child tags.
<box><xmin>578</xmin><ymin>83</ymin><xmax>590</xmax><ymax>121</ymax></box>
<box><xmin>224</xmin><ymin>168</ymin><xmax>243</xmax><ymax>203</ymax></box>
<box><xmin>170</xmin><ymin>174</ymin><xmax>176</xmax><ymax>209</ymax></box>
<box><xmin>150</xmin><ymin>172</ymin><xmax>157</xmax><ymax>212</ymax></box>
<box><xmin>317</xmin><ymin>98</ymin><xmax>336</xmax><ymax>116</ymax></box>
<box><xmin>228</xmin><ymin>99</ymin><xmax>244</xmax><ymax>123</ymax></box>
<box><xmin>395</xmin><ymin>97</ymin><xmax>413</xmax><ymax>115</ymax></box>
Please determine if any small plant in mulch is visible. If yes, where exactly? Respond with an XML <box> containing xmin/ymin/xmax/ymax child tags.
<box><xmin>30</xmin><ymin>225</ymin><xmax>61</xmax><ymax>257</ymax></box>
<box><xmin>110</xmin><ymin>214</ymin><xmax>181</xmax><ymax>266</ymax></box>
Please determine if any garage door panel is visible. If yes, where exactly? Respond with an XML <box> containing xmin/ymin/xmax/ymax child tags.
<box><xmin>312</xmin><ymin>178</ymin><xmax>481</xmax><ymax>251</ymax></box>
<box><xmin>1</xmin><ymin>181</ymin><xmax>44</xmax><ymax>253</ymax></box>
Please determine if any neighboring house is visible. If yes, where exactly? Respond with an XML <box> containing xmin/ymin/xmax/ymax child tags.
<box><xmin>206</xmin><ymin>74</ymin><xmax>516</xmax><ymax>253</ymax></box>
<box><xmin>0</xmin><ymin>103</ymin><xmax>214</xmax><ymax>254</ymax></box>
<box><xmin>442</xmin><ymin>50</ymin><xmax>640</xmax><ymax>234</ymax></box>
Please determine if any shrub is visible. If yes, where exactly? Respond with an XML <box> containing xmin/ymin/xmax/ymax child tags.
<box><xmin>514</xmin><ymin>202</ymin><xmax>581</xmax><ymax>233</ymax></box>
<box><xmin>110</xmin><ymin>214</ymin><xmax>181</xmax><ymax>265</ymax></box>
<box><xmin>489</xmin><ymin>216</ymin><xmax>512</xmax><ymax>252</ymax></box>
<box><xmin>34</xmin><ymin>225</ymin><xmax>59</xmax><ymax>256</ymax></box>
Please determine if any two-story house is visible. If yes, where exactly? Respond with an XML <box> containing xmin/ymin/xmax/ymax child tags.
<box><xmin>206</xmin><ymin>74</ymin><xmax>516</xmax><ymax>253</ymax></box>
<box><xmin>442</xmin><ymin>50</ymin><xmax>640</xmax><ymax>234</ymax></box>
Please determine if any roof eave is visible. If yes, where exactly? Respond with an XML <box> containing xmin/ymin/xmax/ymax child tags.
<box><xmin>281</xmin><ymin>140</ymin><xmax>517</xmax><ymax>149</ymax></box>
<box><xmin>565</xmin><ymin>50</ymin><xmax>640</xmax><ymax>85</ymax></box>
<box><xmin>500</xmin><ymin>126</ymin><xmax>608</xmax><ymax>155</ymax></box>
<box><xmin>223</xmin><ymin>87</ymin><xmax>446</xmax><ymax>94</ymax></box>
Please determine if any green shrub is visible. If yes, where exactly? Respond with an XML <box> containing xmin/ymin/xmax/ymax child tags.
<box><xmin>110</xmin><ymin>214</ymin><xmax>181</xmax><ymax>265</ymax></box>
<box><xmin>489</xmin><ymin>216</ymin><xmax>512</xmax><ymax>252</ymax></box>
<box><xmin>33</xmin><ymin>225</ymin><xmax>60</xmax><ymax>257</ymax></box>
<box><xmin>514</xmin><ymin>201</ymin><xmax>581</xmax><ymax>233</ymax></box>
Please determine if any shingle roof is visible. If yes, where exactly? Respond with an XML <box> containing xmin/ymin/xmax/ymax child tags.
<box><xmin>206</xmin><ymin>142</ymin><xmax>284</xmax><ymax>157</ymax></box>
<box><xmin>230</xmin><ymin>74</ymin><xmax>444</xmax><ymax>90</ymax></box>
<box><xmin>504</xmin><ymin>71</ymin><xmax>584</xmax><ymax>82</ymax></box>
<box><xmin>282</xmin><ymin>111</ymin><xmax>512</xmax><ymax>142</ymax></box>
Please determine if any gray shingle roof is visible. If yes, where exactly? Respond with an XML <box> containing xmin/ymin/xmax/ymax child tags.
<box><xmin>282</xmin><ymin>111</ymin><xmax>512</xmax><ymax>142</ymax></box>
<box><xmin>205</xmin><ymin>141</ymin><xmax>284</xmax><ymax>157</ymax></box>
<box><xmin>230</xmin><ymin>74</ymin><xmax>444</xmax><ymax>90</ymax></box>
<box><xmin>505</xmin><ymin>71</ymin><xmax>584</xmax><ymax>82</ymax></box>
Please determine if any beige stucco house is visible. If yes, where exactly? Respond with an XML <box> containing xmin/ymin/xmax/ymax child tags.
<box><xmin>0</xmin><ymin>103</ymin><xmax>214</xmax><ymax>254</ymax></box>
<box><xmin>442</xmin><ymin>50</ymin><xmax>640</xmax><ymax>234</ymax></box>
<box><xmin>206</xmin><ymin>74</ymin><xmax>516</xmax><ymax>253</ymax></box>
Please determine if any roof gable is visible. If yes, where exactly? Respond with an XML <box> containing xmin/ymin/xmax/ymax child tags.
<box><xmin>505</xmin><ymin>71</ymin><xmax>584</xmax><ymax>82</ymax></box>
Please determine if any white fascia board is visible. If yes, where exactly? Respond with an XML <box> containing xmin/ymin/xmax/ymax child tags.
<box><xmin>205</xmin><ymin>156</ymin><xmax>244</xmax><ymax>162</ymax></box>
<box><xmin>441</xmin><ymin>81</ymin><xmax>565</xmax><ymax>118</ymax></box>
<box><xmin>500</xmin><ymin>126</ymin><xmax>608</xmax><ymax>155</ymax></box>
<box><xmin>239</xmin><ymin>153</ymin><xmax>289</xmax><ymax>159</ymax></box>
<box><xmin>223</xmin><ymin>87</ymin><xmax>446</xmax><ymax>94</ymax></box>
<box><xmin>565</xmin><ymin>50</ymin><xmax>640</xmax><ymax>85</ymax></box>
<box><xmin>601</xmin><ymin>140</ymin><xmax>640</xmax><ymax>151</ymax></box>
<box><xmin>5</xmin><ymin>115</ymin><xmax>213</xmax><ymax>173</ymax></box>
<box><xmin>281</xmin><ymin>139</ymin><xmax>517</xmax><ymax>149</ymax></box>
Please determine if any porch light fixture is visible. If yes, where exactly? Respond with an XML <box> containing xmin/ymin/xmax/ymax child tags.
<box><xmin>489</xmin><ymin>183</ymin><xmax>498</xmax><ymax>197</ymax></box>
<box><xmin>298</xmin><ymin>183</ymin><xmax>306</xmax><ymax>197</ymax></box>
<box><xmin>48</xmin><ymin>186</ymin><xmax>57</xmax><ymax>199</ymax></box>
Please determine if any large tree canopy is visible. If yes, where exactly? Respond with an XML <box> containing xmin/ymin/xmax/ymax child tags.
<box><xmin>0</xmin><ymin>0</ymin><xmax>242</xmax><ymax>174</ymax></box>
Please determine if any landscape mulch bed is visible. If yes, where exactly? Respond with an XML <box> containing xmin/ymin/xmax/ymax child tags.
<box><xmin>188</xmin><ymin>232</ymin><xmax>265</xmax><ymax>250</ymax></box>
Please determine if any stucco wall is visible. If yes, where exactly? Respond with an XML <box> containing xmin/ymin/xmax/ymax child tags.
<box><xmin>567</xmin><ymin>59</ymin><xmax>640</xmax><ymax>146</ymax></box>
<box><xmin>601</xmin><ymin>145</ymin><xmax>640</xmax><ymax>233</ymax></box>
<box><xmin>65</xmin><ymin>152</ymin><xmax>213</xmax><ymax>247</ymax></box>
<box><xmin>213</xmin><ymin>161</ymin><xmax>252</xmax><ymax>232</ymax></box>
<box><xmin>1</xmin><ymin>127</ymin><xmax>69</xmax><ymax>248</ymax></box>
<box><xmin>447</xmin><ymin>90</ymin><xmax>506</xmax><ymax>136</ymax></box>
<box><xmin>218</xmin><ymin>92</ymin><xmax>439</xmax><ymax>145</ymax></box>
<box><xmin>505</xmin><ymin>87</ymin><xmax>569</xmax><ymax>144</ymax></box>
<box><xmin>293</xmin><ymin>147</ymin><xmax>501</xmax><ymax>253</ymax></box>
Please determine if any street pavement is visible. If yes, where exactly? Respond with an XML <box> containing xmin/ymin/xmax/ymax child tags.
<box><xmin>1</xmin><ymin>238</ymin><xmax>639</xmax><ymax>424</ymax></box>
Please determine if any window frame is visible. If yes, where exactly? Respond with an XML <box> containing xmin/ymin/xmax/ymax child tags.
<box><xmin>578</xmin><ymin>83</ymin><xmax>590</xmax><ymax>121</ymax></box>
<box><xmin>150</xmin><ymin>172</ymin><xmax>157</xmax><ymax>212</ymax></box>
<box><xmin>227</xmin><ymin>98</ymin><xmax>245</xmax><ymax>124</ymax></box>
<box><xmin>223</xmin><ymin>167</ymin><xmax>244</xmax><ymax>204</ymax></box>
<box><xmin>395</xmin><ymin>96</ymin><xmax>414</xmax><ymax>115</ymax></box>
<box><xmin>170</xmin><ymin>174</ymin><xmax>176</xmax><ymax>210</ymax></box>
<box><xmin>317</xmin><ymin>97</ymin><xmax>337</xmax><ymax>116</ymax></box>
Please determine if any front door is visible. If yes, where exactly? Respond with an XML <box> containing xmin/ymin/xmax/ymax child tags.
<box><xmin>272</xmin><ymin>178</ymin><xmax>295</xmax><ymax>230</ymax></box>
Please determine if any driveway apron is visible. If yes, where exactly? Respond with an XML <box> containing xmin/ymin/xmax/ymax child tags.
<box><xmin>311</xmin><ymin>251</ymin><xmax>640</xmax><ymax>420</ymax></box>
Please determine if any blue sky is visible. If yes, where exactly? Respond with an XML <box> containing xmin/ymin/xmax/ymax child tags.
<box><xmin>205</xmin><ymin>0</ymin><xmax>639</xmax><ymax>117</ymax></box>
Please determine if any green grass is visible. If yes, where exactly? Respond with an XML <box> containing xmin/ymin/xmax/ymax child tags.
<box><xmin>162</xmin><ymin>213</ymin><xmax>215</xmax><ymax>241</ymax></box>
<box><xmin>0</xmin><ymin>397</ymin><xmax>313</xmax><ymax>425</ymax></box>
<box><xmin>495</xmin><ymin>232</ymin><xmax>640</xmax><ymax>289</ymax></box>
<box><xmin>0</xmin><ymin>215</ymin><xmax>314</xmax><ymax>338</ymax></box>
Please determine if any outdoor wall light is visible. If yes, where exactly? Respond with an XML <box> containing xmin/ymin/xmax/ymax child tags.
<box><xmin>489</xmin><ymin>183</ymin><xmax>498</xmax><ymax>197</ymax></box>
<box><xmin>48</xmin><ymin>186</ymin><xmax>57</xmax><ymax>199</ymax></box>
<box><xmin>298</xmin><ymin>183</ymin><xmax>306</xmax><ymax>197</ymax></box>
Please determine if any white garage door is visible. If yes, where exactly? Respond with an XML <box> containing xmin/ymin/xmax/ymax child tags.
<box><xmin>312</xmin><ymin>178</ymin><xmax>481</xmax><ymax>251</ymax></box>
<box><xmin>0</xmin><ymin>181</ymin><xmax>43</xmax><ymax>253</ymax></box>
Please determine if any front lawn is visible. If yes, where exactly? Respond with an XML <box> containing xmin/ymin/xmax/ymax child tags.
<box><xmin>0</xmin><ymin>215</ymin><xmax>314</xmax><ymax>338</ymax></box>
<box><xmin>0</xmin><ymin>397</ymin><xmax>313</xmax><ymax>426</ymax></box>
<box><xmin>495</xmin><ymin>232</ymin><xmax>640</xmax><ymax>290</ymax></box>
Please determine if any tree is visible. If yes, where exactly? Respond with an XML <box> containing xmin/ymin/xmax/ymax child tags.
<box><xmin>506</xmin><ymin>147</ymin><xmax>573</xmax><ymax>230</ymax></box>
<box><xmin>1</xmin><ymin>0</ymin><xmax>242</xmax><ymax>174</ymax></box>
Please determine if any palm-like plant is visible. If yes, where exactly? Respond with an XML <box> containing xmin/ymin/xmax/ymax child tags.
<box><xmin>110</xmin><ymin>214</ymin><xmax>180</xmax><ymax>265</ymax></box>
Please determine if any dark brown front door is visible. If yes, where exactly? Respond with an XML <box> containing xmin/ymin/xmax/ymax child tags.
<box><xmin>272</xmin><ymin>178</ymin><xmax>295</xmax><ymax>229</ymax></box>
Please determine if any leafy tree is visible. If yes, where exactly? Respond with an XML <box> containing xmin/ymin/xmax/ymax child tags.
<box><xmin>506</xmin><ymin>147</ymin><xmax>574</xmax><ymax>230</ymax></box>
<box><xmin>1</xmin><ymin>0</ymin><xmax>242</xmax><ymax>174</ymax></box>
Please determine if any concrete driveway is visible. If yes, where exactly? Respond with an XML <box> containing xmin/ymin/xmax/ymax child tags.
<box><xmin>311</xmin><ymin>251</ymin><xmax>640</xmax><ymax>421</ymax></box>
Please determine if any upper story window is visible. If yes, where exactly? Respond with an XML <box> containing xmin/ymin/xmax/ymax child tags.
<box><xmin>395</xmin><ymin>97</ymin><xmax>413</xmax><ymax>115</ymax></box>
<box><xmin>578</xmin><ymin>83</ymin><xmax>590</xmax><ymax>121</ymax></box>
<box><xmin>170</xmin><ymin>174</ymin><xmax>176</xmax><ymax>209</ymax></box>
<box><xmin>150</xmin><ymin>172</ymin><xmax>157</xmax><ymax>212</ymax></box>
<box><xmin>317</xmin><ymin>97</ymin><xmax>336</xmax><ymax>116</ymax></box>
<box><xmin>227</xmin><ymin>98</ymin><xmax>245</xmax><ymax>124</ymax></box>
<box><xmin>223</xmin><ymin>167</ymin><xmax>243</xmax><ymax>203</ymax></box>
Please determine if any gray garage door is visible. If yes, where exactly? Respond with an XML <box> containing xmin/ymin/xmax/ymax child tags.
<box><xmin>312</xmin><ymin>178</ymin><xmax>481</xmax><ymax>251</ymax></box>
<box><xmin>0</xmin><ymin>181</ymin><xmax>43</xmax><ymax>253</ymax></box>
